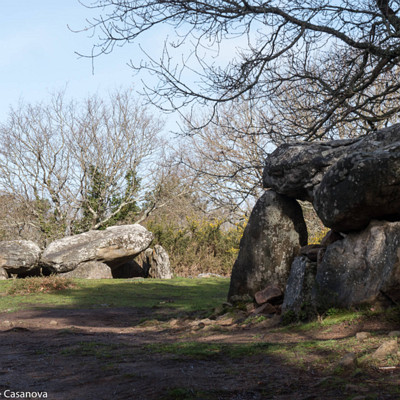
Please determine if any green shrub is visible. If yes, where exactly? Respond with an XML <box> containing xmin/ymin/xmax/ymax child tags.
<box><xmin>145</xmin><ymin>216</ymin><xmax>245</xmax><ymax>276</ymax></box>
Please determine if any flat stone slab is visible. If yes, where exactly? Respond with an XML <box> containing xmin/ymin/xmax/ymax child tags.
<box><xmin>41</xmin><ymin>224</ymin><xmax>153</xmax><ymax>273</ymax></box>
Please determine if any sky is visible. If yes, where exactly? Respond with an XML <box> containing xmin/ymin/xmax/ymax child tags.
<box><xmin>1</xmin><ymin>1</ymin><xmax>172</xmax><ymax>127</ymax></box>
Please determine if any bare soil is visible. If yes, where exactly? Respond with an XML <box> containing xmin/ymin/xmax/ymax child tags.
<box><xmin>1</xmin><ymin>306</ymin><xmax>399</xmax><ymax>400</ymax></box>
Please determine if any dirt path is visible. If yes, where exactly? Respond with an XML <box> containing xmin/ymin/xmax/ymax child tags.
<box><xmin>0</xmin><ymin>307</ymin><xmax>399</xmax><ymax>400</ymax></box>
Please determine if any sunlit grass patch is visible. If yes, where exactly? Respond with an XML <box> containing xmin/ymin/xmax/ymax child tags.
<box><xmin>0</xmin><ymin>277</ymin><xmax>230</xmax><ymax>313</ymax></box>
<box><xmin>6</xmin><ymin>275</ymin><xmax>75</xmax><ymax>295</ymax></box>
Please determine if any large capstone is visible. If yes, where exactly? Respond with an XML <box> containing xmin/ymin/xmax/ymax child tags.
<box><xmin>263</xmin><ymin>124</ymin><xmax>400</xmax><ymax>204</ymax></box>
<box><xmin>228</xmin><ymin>190</ymin><xmax>307</xmax><ymax>301</ymax></box>
<box><xmin>41</xmin><ymin>224</ymin><xmax>153</xmax><ymax>273</ymax></box>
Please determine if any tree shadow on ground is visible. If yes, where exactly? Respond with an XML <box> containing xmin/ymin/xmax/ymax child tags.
<box><xmin>1</xmin><ymin>279</ymin><xmax>400</xmax><ymax>399</ymax></box>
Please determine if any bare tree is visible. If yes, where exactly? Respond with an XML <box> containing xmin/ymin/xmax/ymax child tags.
<box><xmin>78</xmin><ymin>0</ymin><xmax>400</xmax><ymax>140</ymax></box>
<box><xmin>0</xmin><ymin>89</ymin><xmax>164</xmax><ymax>242</ymax></box>
<box><xmin>177</xmin><ymin>99</ymin><xmax>271</xmax><ymax>219</ymax></box>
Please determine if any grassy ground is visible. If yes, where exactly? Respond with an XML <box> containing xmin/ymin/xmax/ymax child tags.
<box><xmin>1</xmin><ymin>276</ymin><xmax>400</xmax><ymax>399</ymax></box>
<box><xmin>0</xmin><ymin>276</ymin><xmax>230</xmax><ymax>313</ymax></box>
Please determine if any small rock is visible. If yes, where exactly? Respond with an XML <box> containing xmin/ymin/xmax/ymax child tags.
<box><xmin>246</xmin><ymin>303</ymin><xmax>256</xmax><ymax>313</ymax></box>
<box><xmin>338</xmin><ymin>353</ymin><xmax>357</xmax><ymax>368</ymax></box>
<box><xmin>198</xmin><ymin>318</ymin><xmax>212</xmax><ymax>326</ymax></box>
<box><xmin>49</xmin><ymin>320</ymin><xmax>58</xmax><ymax>326</ymax></box>
<box><xmin>197</xmin><ymin>322</ymin><xmax>206</xmax><ymax>330</ymax></box>
<box><xmin>216</xmin><ymin>316</ymin><xmax>234</xmax><ymax>326</ymax></box>
<box><xmin>259</xmin><ymin>315</ymin><xmax>281</xmax><ymax>328</ymax></box>
<box><xmin>372</xmin><ymin>339</ymin><xmax>398</xmax><ymax>359</ymax></box>
<box><xmin>197</xmin><ymin>273</ymin><xmax>224</xmax><ymax>278</ymax></box>
<box><xmin>388</xmin><ymin>331</ymin><xmax>400</xmax><ymax>338</ymax></box>
<box><xmin>356</xmin><ymin>332</ymin><xmax>371</xmax><ymax>340</ymax></box>
<box><xmin>229</xmin><ymin>294</ymin><xmax>253</xmax><ymax>304</ymax></box>
<box><xmin>254</xmin><ymin>285</ymin><xmax>283</xmax><ymax>305</ymax></box>
<box><xmin>168</xmin><ymin>319</ymin><xmax>179</xmax><ymax>327</ymax></box>
<box><xmin>3</xmin><ymin>320</ymin><xmax>12</xmax><ymax>327</ymax></box>
<box><xmin>253</xmin><ymin>303</ymin><xmax>277</xmax><ymax>315</ymax></box>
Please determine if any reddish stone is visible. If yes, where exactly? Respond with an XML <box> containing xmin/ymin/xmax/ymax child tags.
<box><xmin>254</xmin><ymin>285</ymin><xmax>282</xmax><ymax>305</ymax></box>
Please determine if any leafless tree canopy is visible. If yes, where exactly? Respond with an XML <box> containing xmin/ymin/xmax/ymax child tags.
<box><xmin>177</xmin><ymin>100</ymin><xmax>270</xmax><ymax>218</ymax></box>
<box><xmin>79</xmin><ymin>0</ymin><xmax>400</xmax><ymax>140</ymax></box>
<box><xmin>0</xmin><ymin>89</ymin><xmax>164</xmax><ymax>241</ymax></box>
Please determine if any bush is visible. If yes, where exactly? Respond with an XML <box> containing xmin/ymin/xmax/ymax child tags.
<box><xmin>145</xmin><ymin>216</ymin><xmax>246</xmax><ymax>277</ymax></box>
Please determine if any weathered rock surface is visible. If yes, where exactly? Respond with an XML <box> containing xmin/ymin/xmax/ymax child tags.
<box><xmin>372</xmin><ymin>340</ymin><xmax>398</xmax><ymax>360</ymax></box>
<box><xmin>0</xmin><ymin>240</ymin><xmax>41</xmax><ymax>274</ymax></box>
<box><xmin>263</xmin><ymin>139</ymin><xmax>357</xmax><ymax>201</ymax></box>
<box><xmin>314</xmin><ymin>220</ymin><xmax>400</xmax><ymax>309</ymax></box>
<box><xmin>282</xmin><ymin>256</ymin><xmax>317</xmax><ymax>318</ymax></box>
<box><xmin>112</xmin><ymin>245</ymin><xmax>172</xmax><ymax>279</ymax></box>
<box><xmin>41</xmin><ymin>225</ymin><xmax>153</xmax><ymax>273</ymax></box>
<box><xmin>356</xmin><ymin>332</ymin><xmax>371</xmax><ymax>341</ymax></box>
<box><xmin>147</xmin><ymin>245</ymin><xmax>173</xmax><ymax>279</ymax></box>
<box><xmin>60</xmin><ymin>261</ymin><xmax>113</xmax><ymax>279</ymax></box>
<box><xmin>254</xmin><ymin>286</ymin><xmax>282</xmax><ymax>305</ymax></box>
<box><xmin>228</xmin><ymin>190</ymin><xmax>308</xmax><ymax>301</ymax></box>
<box><xmin>252</xmin><ymin>302</ymin><xmax>277</xmax><ymax>315</ymax></box>
<box><xmin>338</xmin><ymin>353</ymin><xmax>357</xmax><ymax>369</ymax></box>
<box><xmin>0</xmin><ymin>267</ymin><xmax>9</xmax><ymax>280</ymax></box>
<box><xmin>263</xmin><ymin>124</ymin><xmax>400</xmax><ymax>203</ymax></box>
<box><xmin>314</xmin><ymin>141</ymin><xmax>400</xmax><ymax>231</ymax></box>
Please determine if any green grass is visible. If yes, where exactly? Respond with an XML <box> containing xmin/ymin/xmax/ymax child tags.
<box><xmin>60</xmin><ymin>341</ymin><xmax>126</xmax><ymax>359</ymax></box>
<box><xmin>145</xmin><ymin>342</ymin><xmax>280</xmax><ymax>359</ymax></box>
<box><xmin>0</xmin><ymin>277</ymin><xmax>230</xmax><ymax>313</ymax></box>
<box><xmin>277</xmin><ymin>307</ymin><xmax>381</xmax><ymax>333</ymax></box>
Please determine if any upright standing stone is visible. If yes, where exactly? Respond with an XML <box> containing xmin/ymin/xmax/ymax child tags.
<box><xmin>228</xmin><ymin>190</ymin><xmax>307</xmax><ymax>301</ymax></box>
<box><xmin>148</xmin><ymin>245</ymin><xmax>173</xmax><ymax>279</ymax></box>
<box><xmin>314</xmin><ymin>220</ymin><xmax>400</xmax><ymax>309</ymax></box>
<box><xmin>282</xmin><ymin>256</ymin><xmax>317</xmax><ymax>318</ymax></box>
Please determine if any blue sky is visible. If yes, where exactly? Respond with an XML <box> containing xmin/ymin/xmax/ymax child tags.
<box><xmin>1</xmin><ymin>1</ymin><xmax>168</xmax><ymax>125</ymax></box>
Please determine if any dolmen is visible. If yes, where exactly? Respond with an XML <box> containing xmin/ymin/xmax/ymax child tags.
<box><xmin>228</xmin><ymin>124</ymin><xmax>400</xmax><ymax>318</ymax></box>
<box><xmin>0</xmin><ymin>224</ymin><xmax>172</xmax><ymax>280</ymax></box>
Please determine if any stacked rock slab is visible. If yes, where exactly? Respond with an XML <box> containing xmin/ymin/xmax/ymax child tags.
<box><xmin>60</xmin><ymin>261</ymin><xmax>113</xmax><ymax>279</ymax></box>
<box><xmin>0</xmin><ymin>224</ymin><xmax>175</xmax><ymax>280</ymax></box>
<box><xmin>228</xmin><ymin>190</ymin><xmax>307</xmax><ymax>301</ymax></box>
<box><xmin>41</xmin><ymin>224</ymin><xmax>153</xmax><ymax>273</ymax></box>
<box><xmin>262</xmin><ymin>123</ymin><xmax>400</xmax><ymax>312</ymax></box>
<box><xmin>264</xmin><ymin>124</ymin><xmax>400</xmax><ymax>232</ymax></box>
